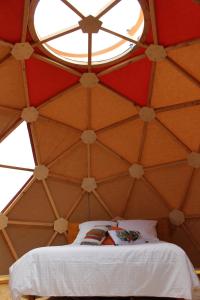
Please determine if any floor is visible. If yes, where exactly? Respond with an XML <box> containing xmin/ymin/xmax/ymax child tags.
<box><xmin>0</xmin><ymin>284</ymin><xmax>47</xmax><ymax>300</ymax></box>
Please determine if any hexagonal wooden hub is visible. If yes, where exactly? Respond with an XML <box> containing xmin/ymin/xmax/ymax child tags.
<box><xmin>11</xmin><ymin>42</ymin><xmax>34</xmax><ymax>60</ymax></box>
<box><xmin>81</xmin><ymin>177</ymin><xmax>97</xmax><ymax>192</ymax></box>
<box><xmin>129</xmin><ymin>164</ymin><xmax>144</xmax><ymax>179</ymax></box>
<box><xmin>81</xmin><ymin>130</ymin><xmax>96</xmax><ymax>144</ymax></box>
<box><xmin>21</xmin><ymin>107</ymin><xmax>39</xmax><ymax>122</ymax></box>
<box><xmin>54</xmin><ymin>218</ymin><xmax>68</xmax><ymax>234</ymax></box>
<box><xmin>34</xmin><ymin>165</ymin><xmax>49</xmax><ymax>180</ymax></box>
<box><xmin>187</xmin><ymin>152</ymin><xmax>200</xmax><ymax>168</ymax></box>
<box><xmin>79</xmin><ymin>15</ymin><xmax>102</xmax><ymax>33</ymax></box>
<box><xmin>169</xmin><ymin>209</ymin><xmax>185</xmax><ymax>226</ymax></box>
<box><xmin>0</xmin><ymin>214</ymin><xmax>8</xmax><ymax>230</ymax></box>
<box><xmin>139</xmin><ymin>107</ymin><xmax>155</xmax><ymax>122</ymax></box>
<box><xmin>145</xmin><ymin>44</ymin><xmax>167</xmax><ymax>62</ymax></box>
<box><xmin>80</xmin><ymin>73</ymin><xmax>99</xmax><ymax>88</ymax></box>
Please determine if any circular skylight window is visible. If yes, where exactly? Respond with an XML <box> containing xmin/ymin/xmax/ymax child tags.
<box><xmin>32</xmin><ymin>0</ymin><xmax>145</xmax><ymax>66</ymax></box>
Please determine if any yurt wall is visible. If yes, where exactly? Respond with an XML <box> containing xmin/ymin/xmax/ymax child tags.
<box><xmin>0</xmin><ymin>0</ymin><xmax>200</xmax><ymax>275</ymax></box>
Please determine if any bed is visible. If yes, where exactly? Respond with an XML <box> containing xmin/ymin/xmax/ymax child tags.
<box><xmin>9</xmin><ymin>220</ymin><xmax>200</xmax><ymax>300</ymax></box>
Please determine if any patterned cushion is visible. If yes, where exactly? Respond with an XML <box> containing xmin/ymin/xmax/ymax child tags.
<box><xmin>80</xmin><ymin>225</ymin><xmax>109</xmax><ymax>245</ymax></box>
<box><xmin>108</xmin><ymin>229</ymin><xmax>147</xmax><ymax>245</ymax></box>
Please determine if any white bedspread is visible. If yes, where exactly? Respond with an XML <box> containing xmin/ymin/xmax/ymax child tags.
<box><xmin>9</xmin><ymin>242</ymin><xmax>200</xmax><ymax>300</ymax></box>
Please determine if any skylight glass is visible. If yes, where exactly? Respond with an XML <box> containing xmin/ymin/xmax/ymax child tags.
<box><xmin>0</xmin><ymin>122</ymin><xmax>34</xmax><ymax>212</ymax></box>
<box><xmin>33</xmin><ymin>0</ymin><xmax>144</xmax><ymax>65</ymax></box>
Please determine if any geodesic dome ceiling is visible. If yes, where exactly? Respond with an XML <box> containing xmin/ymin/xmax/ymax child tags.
<box><xmin>0</xmin><ymin>0</ymin><xmax>200</xmax><ymax>274</ymax></box>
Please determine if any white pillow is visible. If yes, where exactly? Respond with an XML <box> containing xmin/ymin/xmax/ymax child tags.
<box><xmin>72</xmin><ymin>220</ymin><xmax>116</xmax><ymax>245</ymax></box>
<box><xmin>117</xmin><ymin>220</ymin><xmax>158</xmax><ymax>242</ymax></box>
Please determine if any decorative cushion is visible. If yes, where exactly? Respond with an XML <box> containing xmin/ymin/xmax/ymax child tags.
<box><xmin>108</xmin><ymin>229</ymin><xmax>147</xmax><ymax>245</ymax></box>
<box><xmin>117</xmin><ymin>219</ymin><xmax>159</xmax><ymax>242</ymax></box>
<box><xmin>80</xmin><ymin>225</ymin><xmax>109</xmax><ymax>245</ymax></box>
<box><xmin>102</xmin><ymin>226</ymin><xmax>122</xmax><ymax>245</ymax></box>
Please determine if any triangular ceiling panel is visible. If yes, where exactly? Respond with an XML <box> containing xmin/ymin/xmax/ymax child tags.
<box><xmin>0</xmin><ymin>44</ymin><xmax>11</xmax><ymax>62</ymax></box>
<box><xmin>151</xmin><ymin>59</ymin><xmax>200</xmax><ymax>108</ymax></box>
<box><xmin>0</xmin><ymin>233</ymin><xmax>14</xmax><ymax>275</ymax></box>
<box><xmin>91</xmin><ymin>143</ymin><xmax>129</xmax><ymax>180</ymax></box>
<box><xmin>0</xmin><ymin>1</ymin><xmax>24</xmax><ymax>42</ymax></box>
<box><xmin>0</xmin><ymin>57</ymin><xmax>26</xmax><ymax>108</ymax></box>
<box><xmin>39</xmin><ymin>85</ymin><xmax>88</xmax><ymax>130</ymax></box>
<box><xmin>183</xmin><ymin>168</ymin><xmax>200</xmax><ymax>216</ymax></box>
<box><xmin>124</xmin><ymin>179</ymin><xmax>169</xmax><ymax>219</ymax></box>
<box><xmin>141</xmin><ymin>120</ymin><xmax>188</xmax><ymax>166</ymax></box>
<box><xmin>145</xmin><ymin>163</ymin><xmax>193</xmax><ymax>209</ymax></box>
<box><xmin>91</xmin><ymin>85</ymin><xmax>138</xmax><ymax>130</ymax></box>
<box><xmin>167</xmin><ymin>43</ymin><xmax>200</xmax><ymax>82</ymax></box>
<box><xmin>26</xmin><ymin>57</ymin><xmax>79</xmax><ymax>106</ymax></box>
<box><xmin>157</xmin><ymin>106</ymin><xmax>200</xmax><ymax>152</ymax></box>
<box><xmin>155</xmin><ymin>0</ymin><xmax>200</xmax><ymax>46</ymax></box>
<box><xmin>7</xmin><ymin>180</ymin><xmax>55</xmax><ymax>222</ymax></box>
<box><xmin>98</xmin><ymin>119</ymin><xmax>144</xmax><ymax>163</ymax></box>
<box><xmin>33</xmin><ymin>117</ymin><xmax>80</xmax><ymax>165</ymax></box>
<box><xmin>0</xmin><ymin>108</ymin><xmax>20</xmax><ymax>140</ymax></box>
<box><xmin>89</xmin><ymin>193</ymin><xmax>111</xmax><ymax>221</ymax></box>
<box><xmin>100</xmin><ymin>57</ymin><xmax>152</xmax><ymax>105</ymax></box>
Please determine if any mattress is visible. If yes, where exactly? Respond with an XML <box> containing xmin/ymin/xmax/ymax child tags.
<box><xmin>9</xmin><ymin>242</ymin><xmax>200</xmax><ymax>300</ymax></box>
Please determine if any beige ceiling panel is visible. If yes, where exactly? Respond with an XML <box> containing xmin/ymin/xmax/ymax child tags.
<box><xmin>69</xmin><ymin>194</ymin><xmax>90</xmax><ymax>223</ymax></box>
<box><xmin>0</xmin><ymin>232</ymin><xmax>14</xmax><ymax>275</ymax></box>
<box><xmin>7</xmin><ymin>181</ymin><xmax>55</xmax><ymax>222</ymax></box>
<box><xmin>98</xmin><ymin>176</ymin><xmax>133</xmax><ymax>217</ymax></box>
<box><xmin>91</xmin><ymin>143</ymin><xmax>129</xmax><ymax>180</ymax></box>
<box><xmin>124</xmin><ymin>179</ymin><xmax>169</xmax><ymax>219</ymax></box>
<box><xmin>167</xmin><ymin>43</ymin><xmax>200</xmax><ymax>81</ymax></box>
<box><xmin>141</xmin><ymin>120</ymin><xmax>188</xmax><ymax>166</ymax></box>
<box><xmin>51</xmin><ymin>233</ymin><xmax>67</xmax><ymax>246</ymax></box>
<box><xmin>183</xmin><ymin>168</ymin><xmax>200</xmax><ymax>215</ymax></box>
<box><xmin>89</xmin><ymin>193</ymin><xmax>112</xmax><ymax>220</ymax></box>
<box><xmin>0</xmin><ymin>108</ymin><xmax>20</xmax><ymax>138</ymax></box>
<box><xmin>0</xmin><ymin>45</ymin><xmax>11</xmax><ymax>61</ymax></box>
<box><xmin>145</xmin><ymin>164</ymin><xmax>193</xmax><ymax>209</ymax></box>
<box><xmin>171</xmin><ymin>226</ymin><xmax>200</xmax><ymax>267</ymax></box>
<box><xmin>157</xmin><ymin>106</ymin><xmax>200</xmax><ymax>151</ymax></box>
<box><xmin>98</xmin><ymin>119</ymin><xmax>144</xmax><ymax>163</ymax></box>
<box><xmin>91</xmin><ymin>85</ymin><xmax>138</xmax><ymax>130</ymax></box>
<box><xmin>0</xmin><ymin>57</ymin><xmax>26</xmax><ymax>108</ymax></box>
<box><xmin>34</xmin><ymin>118</ymin><xmax>80</xmax><ymax>165</ymax></box>
<box><xmin>151</xmin><ymin>60</ymin><xmax>200</xmax><ymax>108</ymax></box>
<box><xmin>47</xmin><ymin>178</ymin><xmax>83</xmax><ymax>218</ymax></box>
<box><xmin>50</xmin><ymin>143</ymin><xmax>87</xmax><ymax>180</ymax></box>
<box><xmin>6</xmin><ymin>226</ymin><xmax>54</xmax><ymax>257</ymax></box>
<box><xmin>39</xmin><ymin>85</ymin><xmax>88</xmax><ymax>130</ymax></box>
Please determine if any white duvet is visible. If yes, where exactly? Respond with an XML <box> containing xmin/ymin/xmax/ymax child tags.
<box><xmin>9</xmin><ymin>242</ymin><xmax>199</xmax><ymax>300</ymax></box>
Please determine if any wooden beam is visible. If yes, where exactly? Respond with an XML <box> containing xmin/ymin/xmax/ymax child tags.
<box><xmin>147</xmin><ymin>61</ymin><xmax>156</xmax><ymax>106</ymax></box>
<box><xmin>21</xmin><ymin>0</ymin><xmax>30</xmax><ymax>43</ymax></box>
<box><xmin>96</xmin><ymin>114</ymin><xmax>139</xmax><ymax>134</ymax></box>
<box><xmin>98</xmin><ymin>54</ymin><xmax>146</xmax><ymax>77</ymax></box>
<box><xmin>8</xmin><ymin>220</ymin><xmax>53</xmax><ymax>227</ymax></box>
<box><xmin>42</xmin><ymin>180</ymin><xmax>60</xmax><ymax>219</ymax></box>
<box><xmin>0</xmin><ymin>119</ymin><xmax>22</xmax><ymax>144</ymax></box>
<box><xmin>97</xmin><ymin>0</ymin><xmax>122</xmax><ymax>19</ymax></box>
<box><xmin>33</xmin><ymin>53</ymin><xmax>81</xmax><ymax>77</ymax></box>
<box><xmin>88</xmin><ymin>33</ymin><xmax>92</xmax><ymax>72</ymax></box>
<box><xmin>3</xmin><ymin>176</ymin><xmax>36</xmax><ymax>215</ymax></box>
<box><xmin>96</xmin><ymin>171</ymin><xmax>128</xmax><ymax>184</ymax></box>
<box><xmin>181</xmin><ymin>223</ymin><xmax>200</xmax><ymax>251</ymax></box>
<box><xmin>65</xmin><ymin>191</ymin><xmax>85</xmax><ymax>219</ymax></box>
<box><xmin>33</xmin><ymin>25</ymin><xmax>81</xmax><ymax>47</ymax></box>
<box><xmin>29</xmin><ymin>123</ymin><xmax>41</xmax><ymax>165</ymax></box>
<box><xmin>155</xmin><ymin>98</ymin><xmax>200</xmax><ymax>113</ymax></box>
<box><xmin>122</xmin><ymin>179</ymin><xmax>136</xmax><ymax>217</ymax></box>
<box><xmin>40</xmin><ymin>115</ymin><xmax>82</xmax><ymax>134</ymax></box>
<box><xmin>60</xmin><ymin>0</ymin><xmax>84</xmax><ymax>18</ymax></box>
<box><xmin>100</xmin><ymin>27</ymin><xmax>148</xmax><ymax>48</ymax></box>
<box><xmin>49</xmin><ymin>172</ymin><xmax>81</xmax><ymax>185</ymax></box>
<box><xmin>0</xmin><ymin>164</ymin><xmax>34</xmax><ymax>172</ymax></box>
<box><xmin>137</xmin><ymin>122</ymin><xmax>148</xmax><ymax>163</ymax></box>
<box><xmin>2</xmin><ymin>229</ymin><xmax>18</xmax><ymax>260</ymax></box>
<box><xmin>167</xmin><ymin>57</ymin><xmax>200</xmax><ymax>88</ymax></box>
<box><xmin>92</xmin><ymin>190</ymin><xmax>114</xmax><ymax>218</ymax></box>
<box><xmin>166</xmin><ymin>38</ymin><xmax>200</xmax><ymax>52</ymax></box>
<box><xmin>96</xmin><ymin>140</ymin><xmax>131</xmax><ymax>165</ymax></box>
<box><xmin>47</xmin><ymin>231</ymin><xmax>58</xmax><ymax>246</ymax></box>
<box><xmin>47</xmin><ymin>139</ymin><xmax>81</xmax><ymax>168</ymax></box>
<box><xmin>142</xmin><ymin>176</ymin><xmax>172</xmax><ymax>211</ymax></box>
<box><xmin>155</xmin><ymin>117</ymin><xmax>192</xmax><ymax>153</ymax></box>
<box><xmin>21</xmin><ymin>60</ymin><xmax>30</xmax><ymax>107</ymax></box>
<box><xmin>179</xmin><ymin>168</ymin><xmax>196</xmax><ymax>210</ymax></box>
<box><xmin>149</xmin><ymin>0</ymin><xmax>158</xmax><ymax>44</ymax></box>
<box><xmin>144</xmin><ymin>159</ymin><xmax>187</xmax><ymax>171</ymax></box>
